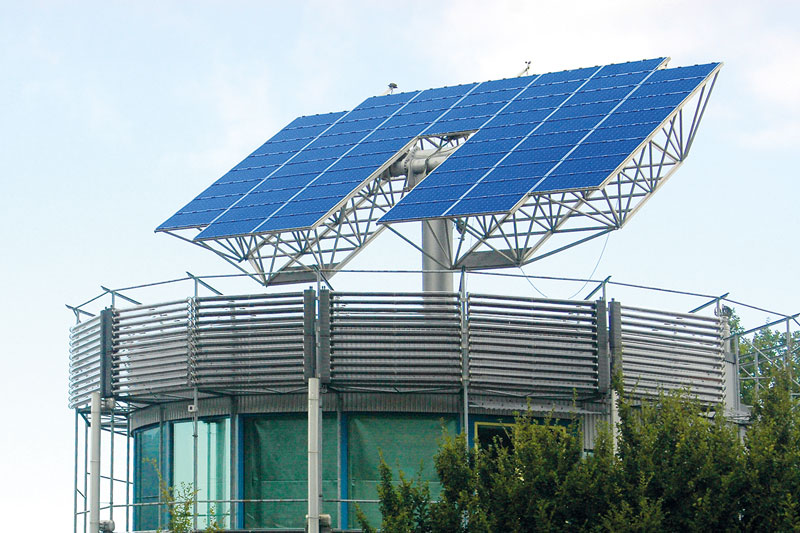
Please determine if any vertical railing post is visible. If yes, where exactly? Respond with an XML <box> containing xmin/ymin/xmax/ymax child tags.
<box><xmin>126</xmin><ymin>412</ymin><xmax>131</xmax><ymax>531</ymax></box>
<box><xmin>158</xmin><ymin>407</ymin><xmax>165</xmax><ymax>530</ymax></box>
<box><xmin>110</xmin><ymin>410</ymin><xmax>115</xmax><ymax>524</ymax></box>
<box><xmin>187</xmin><ymin>296</ymin><xmax>200</xmax><ymax>529</ymax></box>
<box><xmin>608</xmin><ymin>301</ymin><xmax>622</xmax><ymax>448</ymax></box>
<box><xmin>84</xmin><ymin>418</ymin><xmax>88</xmax><ymax>533</ymax></box>
<box><xmin>460</xmin><ymin>286</ymin><xmax>469</xmax><ymax>448</ymax></box>
<box><xmin>192</xmin><ymin>387</ymin><xmax>199</xmax><ymax>530</ymax></box>
<box><xmin>73</xmin><ymin>409</ymin><xmax>79</xmax><ymax>533</ymax></box>
<box><xmin>230</xmin><ymin>396</ymin><xmax>239</xmax><ymax>528</ymax></box>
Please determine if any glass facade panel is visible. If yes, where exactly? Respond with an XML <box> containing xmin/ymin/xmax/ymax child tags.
<box><xmin>133</xmin><ymin>425</ymin><xmax>164</xmax><ymax>531</ymax></box>
<box><xmin>173</xmin><ymin>419</ymin><xmax>230</xmax><ymax>529</ymax></box>
<box><xmin>347</xmin><ymin>414</ymin><xmax>457</xmax><ymax>528</ymax></box>
<box><xmin>243</xmin><ymin>414</ymin><xmax>338</xmax><ymax>530</ymax></box>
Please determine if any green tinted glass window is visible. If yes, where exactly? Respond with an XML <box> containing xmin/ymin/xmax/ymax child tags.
<box><xmin>243</xmin><ymin>414</ymin><xmax>338</xmax><ymax>530</ymax></box>
<box><xmin>133</xmin><ymin>425</ymin><xmax>163</xmax><ymax>530</ymax></box>
<box><xmin>173</xmin><ymin>419</ymin><xmax>230</xmax><ymax>528</ymax></box>
<box><xmin>347</xmin><ymin>414</ymin><xmax>457</xmax><ymax>528</ymax></box>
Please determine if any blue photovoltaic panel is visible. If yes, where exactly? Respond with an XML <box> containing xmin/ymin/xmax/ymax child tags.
<box><xmin>159</xmin><ymin>58</ymin><xmax>717</xmax><ymax>237</ymax></box>
<box><xmin>528</xmin><ymin>62</ymin><xmax>720</xmax><ymax>194</ymax></box>
<box><xmin>196</xmin><ymin>82</ymin><xmax>485</xmax><ymax>238</ymax></box>
<box><xmin>440</xmin><ymin>59</ymin><xmax>666</xmax><ymax>217</ymax></box>
<box><xmin>194</xmin><ymin>91</ymin><xmax>422</xmax><ymax>239</ymax></box>
<box><xmin>158</xmin><ymin>111</ymin><xmax>347</xmax><ymax>230</ymax></box>
<box><xmin>250</xmin><ymin>83</ymin><xmax>483</xmax><ymax>234</ymax></box>
<box><xmin>379</xmin><ymin>61</ymin><xmax>624</xmax><ymax>222</ymax></box>
<box><xmin>382</xmin><ymin>58</ymin><xmax>717</xmax><ymax>222</ymax></box>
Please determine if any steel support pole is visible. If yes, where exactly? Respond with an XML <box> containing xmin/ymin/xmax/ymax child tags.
<box><xmin>109</xmin><ymin>410</ymin><xmax>114</xmax><ymax>522</ymax></box>
<box><xmin>404</xmin><ymin>156</ymin><xmax>453</xmax><ymax>294</ymax></box>
<box><xmin>74</xmin><ymin>409</ymin><xmax>79</xmax><ymax>533</ymax></box>
<box><xmin>126</xmin><ymin>412</ymin><xmax>131</xmax><ymax>531</ymax></box>
<box><xmin>460</xmin><ymin>282</ymin><xmax>469</xmax><ymax>447</ymax></box>
<box><xmin>308</xmin><ymin>377</ymin><xmax>321</xmax><ymax>533</ymax></box>
<box><xmin>90</xmin><ymin>392</ymin><xmax>102</xmax><ymax>533</ymax></box>
<box><xmin>84</xmin><ymin>418</ymin><xmax>88</xmax><ymax>533</ymax></box>
<box><xmin>422</xmin><ymin>219</ymin><xmax>453</xmax><ymax>292</ymax></box>
<box><xmin>193</xmin><ymin>387</ymin><xmax>199</xmax><ymax>530</ymax></box>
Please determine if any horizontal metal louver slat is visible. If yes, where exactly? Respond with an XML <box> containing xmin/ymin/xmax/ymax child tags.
<box><xmin>193</xmin><ymin>294</ymin><xmax>306</xmax><ymax>390</ymax></box>
<box><xmin>68</xmin><ymin>315</ymin><xmax>103</xmax><ymax>408</ymax></box>
<box><xmin>113</xmin><ymin>301</ymin><xmax>190</xmax><ymax>398</ymax></box>
<box><xmin>468</xmin><ymin>295</ymin><xmax>599</xmax><ymax>397</ymax></box>
<box><xmin>330</xmin><ymin>293</ymin><xmax>462</xmax><ymax>390</ymax></box>
<box><xmin>620</xmin><ymin>305</ymin><xmax>724</xmax><ymax>403</ymax></box>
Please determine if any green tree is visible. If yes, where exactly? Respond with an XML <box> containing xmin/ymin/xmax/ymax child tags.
<box><xmin>559</xmin><ymin>424</ymin><xmax>622</xmax><ymax>532</ymax></box>
<box><xmin>614</xmin><ymin>388</ymin><xmax>744</xmax><ymax>532</ymax></box>
<box><xmin>355</xmin><ymin>454</ymin><xmax>433</xmax><ymax>533</ymax></box>
<box><xmin>145</xmin><ymin>458</ymin><xmax>224</xmax><ymax>533</ymax></box>
<box><xmin>364</xmin><ymin>369</ymin><xmax>800</xmax><ymax>533</ymax></box>
<box><xmin>474</xmin><ymin>414</ymin><xmax>583</xmax><ymax>532</ymax></box>
<box><xmin>429</xmin><ymin>433</ymin><xmax>489</xmax><ymax>533</ymax></box>
<box><xmin>741</xmin><ymin>369</ymin><xmax>800</xmax><ymax>532</ymax></box>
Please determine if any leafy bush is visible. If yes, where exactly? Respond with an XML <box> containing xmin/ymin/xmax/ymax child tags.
<box><xmin>361</xmin><ymin>368</ymin><xmax>799</xmax><ymax>533</ymax></box>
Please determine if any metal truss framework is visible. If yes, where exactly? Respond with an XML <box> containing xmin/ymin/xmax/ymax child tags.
<box><xmin>163</xmin><ymin>67</ymin><xmax>720</xmax><ymax>286</ymax></box>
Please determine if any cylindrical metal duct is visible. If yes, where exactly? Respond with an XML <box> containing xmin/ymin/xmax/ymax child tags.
<box><xmin>90</xmin><ymin>392</ymin><xmax>101</xmax><ymax>532</ymax></box>
<box><xmin>422</xmin><ymin>219</ymin><xmax>453</xmax><ymax>293</ymax></box>
<box><xmin>307</xmin><ymin>377</ymin><xmax>321</xmax><ymax>533</ymax></box>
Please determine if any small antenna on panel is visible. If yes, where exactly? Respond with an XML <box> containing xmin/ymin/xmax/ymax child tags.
<box><xmin>381</xmin><ymin>82</ymin><xmax>398</xmax><ymax>96</ymax></box>
<box><xmin>517</xmin><ymin>61</ymin><xmax>531</xmax><ymax>77</ymax></box>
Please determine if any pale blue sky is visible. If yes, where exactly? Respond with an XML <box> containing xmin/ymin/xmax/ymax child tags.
<box><xmin>1</xmin><ymin>1</ymin><xmax>798</xmax><ymax>528</ymax></box>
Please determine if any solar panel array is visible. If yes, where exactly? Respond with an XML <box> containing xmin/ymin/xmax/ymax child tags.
<box><xmin>158</xmin><ymin>58</ymin><xmax>720</xmax><ymax>239</ymax></box>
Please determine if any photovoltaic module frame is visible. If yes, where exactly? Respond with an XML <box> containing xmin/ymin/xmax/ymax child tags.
<box><xmin>158</xmin><ymin>58</ymin><xmax>721</xmax><ymax>286</ymax></box>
